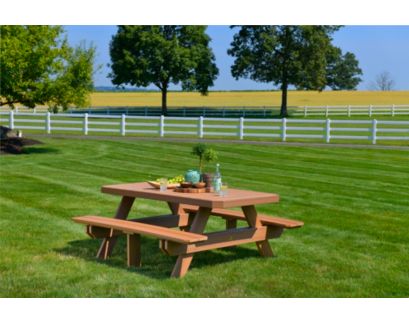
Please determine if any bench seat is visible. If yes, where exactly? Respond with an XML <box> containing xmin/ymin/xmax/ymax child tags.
<box><xmin>73</xmin><ymin>215</ymin><xmax>207</xmax><ymax>243</ymax></box>
<box><xmin>181</xmin><ymin>205</ymin><xmax>304</xmax><ymax>229</ymax></box>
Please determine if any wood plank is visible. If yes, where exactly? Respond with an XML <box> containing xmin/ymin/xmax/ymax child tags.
<box><xmin>242</xmin><ymin>205</ymin><xmax>262</xmax><ymax>228</ymax></box>
<box><xmin>101</xmin><ymin>182</ymin><xmax>279</xmax><ymax>209</ymax></box>
<box><xmin>97</xmin><ymin>196</ymin><xmax>135</xmax><ymax>259</ymax></box>
<box><xmin>256</xmin><ymin>240</ymin><xmax>274</xmax><ymax>257</ymax></box>
<box><xmin>189</xmin><ymin>207</ymin><xmax>211</xmax><ymax>233</ymax></box>
<box><xmin>127</xmin><ymin>234</ymin><xmax>141</xmax><ymax>267</ymax></box>
<box><xmin>164</xmin><ymin>226</ymin><xmax>269</xmax><ymax>255</ymax></box>
<box><xmin>242</xmin><ymin>205</ymin><xmax>273</xmax><ymax>257</ymax></box>
<box><xmin>170</xmin><ymin>206</ymin><xmax>212</xmax><ymax>278</ymax></box>
<box><xmin>167</xmin><ymin>202</ymin><xmax>187</xmax><ymax>216</ymax></box>
<box><xmin>226</xmin><ymin>218</ymin><xmax>237</xmax><ymax>229</ymax></box>
<box><xmin>182</xmin><ymin>204</ymin><xmax>304</xmax><ymax>229</ymax></box>
<box><xmin>73</xmin><ymin>216</ymin><xmax>208</xmax><ymax>244</ymax></box>
<box><xmin>86</xmin><ymin>225</ymin><xmax>120</xmax><ymax>238</ymax></box>
<box><xmin>170</xmin><ymin>254</ymin><xmax>193</xmax><ymax>278</ymax></box>
<box><xmin>131</xmin><ymin>213</ymin><xmax>190</xmax><ymax>228</ymax></box>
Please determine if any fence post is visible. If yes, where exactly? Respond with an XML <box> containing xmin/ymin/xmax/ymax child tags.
<box><xmin>83</xmin><ymin>113</ymin><xmax>88</xmax><ymax>135</ymax></box>
<box><xmin>45</xmin><ymin>112</ymin><xmax>51</xmax><ymax>134</ymax></box>
<box><xmin>348</xmin><ymin>105</ymin><xmax>351</xmax><ymax>117</ymax></box>
<box><xmin>325</xmin><ymin>105</ymin><xmax>329</xmax><ymax>117</ymax></box>
<box><xmin>144</xmin><ymin>107</ymin><xmax>148</xmax><ymax>116</ymax></box>
<box><xmin>372</xmin><ymin>119</ymin><xmax>377</xmax><ymax>144</ymax></box>
<box><xmin>281</xmin><ymin>118</ymin><xmax>287</xmax><ymax>142</ymax></box>
<box><xmin>304</xmin><ymin>106</ymin><xmax>307</xmax><ymax>117</ymax></box>
<box><xmin>263</xmin><ymin>106</ymin><xmax>266</xmax><ymax>118</ymax></box>
<box><xmin>183</xmin><ymin>107</ymin><xmax>186</xmax><ymax>117</ymax></box>
<box><xmin>33</xmin><ymin>107</ymin><xmax>37</xmax><ymax>114</ymax></box>
<box><xmin>325</xmin><ymin>119</ymin><xmax>331</xmax><ymax>143</ymax></box>
<box><xmin>369</xmin><ymin>104</ymin><xmax>372</xmax><ymax>117</ymax></box>
<box><xmin>391</xmin><ymin>104</ymin><xmax>395</xmax><ymax>117</ymax></box>
<box><xmin>160</xmin><ymin>115</ymin><xmax>165</xmax><ymax>137</ymax></box>
<box><xmin>9</xmin><ymin>110</ymin><xmax>14</xmax><ymax>129</ymax></box>
<box><xmin>15</xmin><ymin>106</ymin><xmax>19</xmax><ymax>113</ymax></box>
<box><xmin>120</xmin><ymin>114</ymin><xmax>126</xmax><ymax>136</ymax></box>
<box><xmin>198</xmin><ymin>116</ymin><xmax>204</xmax><ymax>138</ymax></box>
<box><xmin>239</xmin><ymin>117</ymin><xmax>244</xmax><ymax>140</ymax></box>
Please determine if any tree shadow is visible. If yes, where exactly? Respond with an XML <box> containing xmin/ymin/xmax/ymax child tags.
<box><xmin>56</xmin><ymin>235</ymin><xmax>262</xmax><ymax>279</ymax></box>
<box><xmin>22</xmin><ymin>146</ymin><xmax>59</xmax><ymax>154</ymax></box>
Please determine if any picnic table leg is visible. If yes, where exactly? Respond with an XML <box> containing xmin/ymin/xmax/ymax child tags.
<box><xmin>242</xmin><ymin>205</ymin><xmax>274</xmax><ymax>257</ymax></box>
<box><xmin>168</xmin><ymin>202</ymin><xmax>191</xmax><ymax>231</ymax></box>
<box><xmin>170</xmin><ymin>206</ymin><xmax>211</xmax><ymax>278</ymax></box>
<box><xmin>127</xmin><ymin>234</ymin><xmax>141</xmax><ymax>267</ymax></box>
<box><xmin>226</xmin><ymin>218</ymin><xmax>237</xmax><ymax>229</ymax></box>
<box><xmin>97</xmin><ymin>196</ymin><xmax>135</xmax><ymax>260</ymax></box>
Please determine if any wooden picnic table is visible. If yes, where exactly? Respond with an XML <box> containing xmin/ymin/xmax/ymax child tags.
<box><xmin>73</xmin><ymin>182</ymin><xmax>303</xmax><ymax>278</ymax></box>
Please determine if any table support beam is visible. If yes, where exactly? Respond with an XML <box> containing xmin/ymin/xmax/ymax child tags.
<box><xmin>164</xmin><ymin>226</ymin><xmax>283</xmax><ymax>256</ymax></box>
<box><xmin>127</xmin><ymin>234</ymin><xmax>141</xmax><ymax>267</ymax></box>
<box><xmin>97</xmin><ymin>196</ymin><xmax>135</xmax><ymax>260</ymax></box>
<box><xmin>242</xmin><ymin>205</ymin><xmax>274</xmax><ymax>257</ymax></box>
<box><xmin>171</xmin><ymin>206</ymin><xmax>211</xmax><ymax>278</ymax></box>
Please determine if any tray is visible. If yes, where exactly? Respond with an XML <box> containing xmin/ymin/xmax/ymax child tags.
<box><xmin>174</xmin><ymin>187</ymin><xmax>213</xmax><ymax>193</ymax></box>
<box><xmin>147</xmin><ymin>181</ymin><xmax>180</xmax><ymax>189</ymax></box>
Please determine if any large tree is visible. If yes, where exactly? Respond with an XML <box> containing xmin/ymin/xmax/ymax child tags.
<box><xmin>0</xmin><ymin>26</ymin><xmax>96</xmax><ymax>112</ymax></box>
<box><xmin>109</xmin><ymin>25</ymin><xmax>219</xmax><ymax>115</ymax></box>
<box><xmin>228</xmin><ymin>26</ymin><xmax>362</xmax><ymax>117</ymax></box>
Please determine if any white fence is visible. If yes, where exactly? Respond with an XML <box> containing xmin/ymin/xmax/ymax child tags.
<box><xmin>2</xmin><ymin>104</ymin><xmax>409</xmax><ymax>118</ymax></box>
<box><xmin>293</xmin><ymin>105</ymin><xmax>409</xmax><ymax>117</ymax></box>
<box><xmin>1</xmin><ymin>111</ymin><xmax>409</xmax><ymax>144</ymax></box>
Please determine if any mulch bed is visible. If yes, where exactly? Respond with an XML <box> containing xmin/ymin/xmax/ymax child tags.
<box><xmin>0</xmin><ymin>126</ymin><xmax>43</xmax><ymax>155</ymax></box>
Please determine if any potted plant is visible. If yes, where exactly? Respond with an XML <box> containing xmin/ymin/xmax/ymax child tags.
<box><xmin>191</xmin><ymin>143</ymin><xmax>218</xmax><ymax>187</ymax></box>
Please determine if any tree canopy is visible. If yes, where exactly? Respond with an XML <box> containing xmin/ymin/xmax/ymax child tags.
<box><xmin>109</xmin><ymin>25</ymin><xmax>219</xmax><ymax>115</ymax></box>
<box><xmin>0</xmin><ymin>25</ymin><xmax>96</xmax><ymax>112</ymax></box>
<box><xmin>228</xmin><ymin>26</ymin><xmax>362</xmax><ymax>116</ymax></box>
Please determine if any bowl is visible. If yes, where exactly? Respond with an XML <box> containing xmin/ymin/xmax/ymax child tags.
<box><xmin>193</xmin><ymin>182</ymin><xmax>206</xmax><ymax>189</ymax></box>
<box><xmin>180</xmin><ymin>182</ymin><xmax>192</xmax><ymax>188</ymax></box>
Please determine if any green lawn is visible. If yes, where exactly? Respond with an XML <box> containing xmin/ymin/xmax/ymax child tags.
<box><xmin>0</xmin><ymin>137</ymin><xmax>408</xmax><ymax>297</ymax></box>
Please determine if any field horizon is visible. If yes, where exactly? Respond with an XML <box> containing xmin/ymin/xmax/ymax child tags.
<box><xmin>89</xmin><ymin>90</ymin><xmax>409</xmax><ymax>108</ymax></box>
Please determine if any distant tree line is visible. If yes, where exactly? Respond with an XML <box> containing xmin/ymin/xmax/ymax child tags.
<box><xmin>1</xmin><ymin>25</ymin><xmax>365</xmax><ymax>116</ymax></box>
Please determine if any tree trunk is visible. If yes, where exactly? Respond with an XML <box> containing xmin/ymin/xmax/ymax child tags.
<box><xmin>161</xmin><ymin>86</ymin><xmax>168</xmax><ymax>116</ymax></box>
<box><xmin>280</xmin><ymin>82</ymin><xmax>288</xmax><ymax>117</ymax></box>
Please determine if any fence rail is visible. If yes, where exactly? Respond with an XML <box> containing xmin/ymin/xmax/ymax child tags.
<box><xmin>1</xmin><ymin>111</ymin><xmax>409</xmax><ymax>144</ymax></box>
<box><xmin>293</xmin><ymin>105</ymin><xmax>409</xmax><ymax>117</ymax></box>
<box><xmin>2</xmin><ymin>104</ymin><xmax>409</xmax><ymax>118</ymax></box>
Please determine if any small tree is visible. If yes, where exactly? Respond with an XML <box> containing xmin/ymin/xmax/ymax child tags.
<box><xmin>0</xmin><ymin>26</ymin><xmax>96</xmax><ymax>111</ymax></box>
<box><xmin>191</xmin><ymin>143</ymin><xmax>218</xmax><ymax>173</ymax></box>
<box><xmin>109</xmin><ymin>26</ymin><xmax>219</xmax><ymax>115</ymax></box>
<box><xmin>370</xmin><ymin>71</ymin><xmax>395</xmax><ymax>91</ymax></box>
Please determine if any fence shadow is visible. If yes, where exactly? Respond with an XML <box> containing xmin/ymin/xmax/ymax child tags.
<box><xmin>56</xmin><ymin>235</ymin><xmax>261</xmax><ymax>279</ymax></box>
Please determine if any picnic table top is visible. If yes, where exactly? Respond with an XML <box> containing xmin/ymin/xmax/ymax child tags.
<box><xmin>101</xmin><ymin>182</ymin><xmax>279</xmax><ymax>208</ymax></box>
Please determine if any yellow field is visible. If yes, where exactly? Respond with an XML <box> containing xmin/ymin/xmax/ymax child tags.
<box><xmin>90</xmin><ymin>91</ymin><xmax>409</xmax><ymax>107</ymax></box>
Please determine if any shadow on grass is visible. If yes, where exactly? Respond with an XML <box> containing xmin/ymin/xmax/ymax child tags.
<box><xmin>57</xmin><ymin>235</ymin><xmax>262</xmax><ymax>279</ymax></box>
<box><xmin>23</xmin><ymin>146</ymin><xmax>59</xmax><ymax>154</ymax></box>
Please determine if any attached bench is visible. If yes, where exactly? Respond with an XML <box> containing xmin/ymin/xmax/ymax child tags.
<box><xmin>73</xmin><ymin>215</ymin><xmax>207</xmax><ymax>268</ymax></box>
<box><xmin>181</xmin><ymin>205</ymin><xmax>304</xmax><ymax>229</ymax></box>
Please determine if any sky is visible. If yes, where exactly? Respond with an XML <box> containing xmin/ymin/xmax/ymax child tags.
<box><xmin>64</xmin><ymin>25</ymin><xmax>409</xmax><ymax>91</ymax></box>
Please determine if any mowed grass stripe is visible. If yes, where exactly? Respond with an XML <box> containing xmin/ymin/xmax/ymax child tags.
<box><xmin>151</xmin><ymin>142</ymin><xmax>409</xmax><ymax>199</ymax></box>
<box><xmin>1</xmin><ymin>137</ymin><xmax>408</xmax><ymax>297</ymax></box>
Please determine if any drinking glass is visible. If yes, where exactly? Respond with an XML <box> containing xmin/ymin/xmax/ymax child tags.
<box><xmin>159</xmin><ymin>178</ymin><xmax>168</xmax><ymax>191</ymax></box>
<box><xmin>220</xmin><ymin>183</ymin><xmax>228</xmax><ymax>197</ymax></box>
